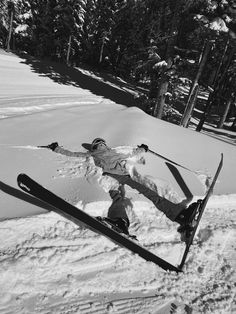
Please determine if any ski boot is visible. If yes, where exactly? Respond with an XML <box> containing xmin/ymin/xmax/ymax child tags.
<box><xmin>175</xmin><ymin>202</ymin><xmax>200</xmax><ymax>243</ymax></box>
<box><xmin>178</xmin><ymin>224</ymin><xmax>195</xmax><ymax>243</ymax></box>
<box><xmin>96</xmin><ymin>217</ymin><xmax>137</xmax><ymax>240</ymax></box>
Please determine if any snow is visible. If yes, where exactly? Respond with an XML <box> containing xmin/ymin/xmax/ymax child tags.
<box><xmin>0</xmin><ymin>49</ymin><xmax>236</xmax><ymax>313</ymax></box>
<box><xmin>209</xmin><ymin>18</ymin><xmax>229</xmax><ymax>33</ymax></box>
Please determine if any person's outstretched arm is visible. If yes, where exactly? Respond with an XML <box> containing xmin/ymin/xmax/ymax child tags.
<box><xmin>43</xmin><ymin>142</ymin><xmax>90</xmax><ymax>158</ymax></box>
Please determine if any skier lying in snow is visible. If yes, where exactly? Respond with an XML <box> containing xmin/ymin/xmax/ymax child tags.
<box><xmin>44</xmin><ymin>138</ymin><xmax>196</xmax><ymax>235</ymax></box>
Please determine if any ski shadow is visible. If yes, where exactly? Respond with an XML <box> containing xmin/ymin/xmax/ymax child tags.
<box><xmin>166</xmin><ymin>162</ymin><xmax>193</xmax><ymax>203</ymax></box>
<box><xmin>0</xmin><ymin>181</ymin><xmax>55</xmax><ymax>212</ymax></box>
<box><xmin>16</xmin><ymin>53</ymin><xmax>138</xmax><ymax>108</ymax></box>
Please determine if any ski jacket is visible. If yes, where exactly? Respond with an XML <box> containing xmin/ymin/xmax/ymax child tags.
<box><xmin>54</xmin><ymin>145</ymin><xmax>145</xmax><ymax>176</ymax></box>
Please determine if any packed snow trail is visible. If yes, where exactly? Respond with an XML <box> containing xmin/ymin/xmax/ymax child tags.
<box><xmin>0</xmin><ymin>198</ymin><xmax>235</xmax><ymax>313</ymax></box>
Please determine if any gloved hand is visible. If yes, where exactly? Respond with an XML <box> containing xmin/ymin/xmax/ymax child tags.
<box><xmin>47</xmin><ymin>142</ymin><xmax>59</xmax><ymax>151</ymax></box>
<box><xmin>138</xmin><ymin>144</ymin><xmax>149</xmax><ymax>152</ymax></box>
<box><xmin>109</xmin><ymin>190</ymin><xmax>122</xmax><ymax>202</ymax></box>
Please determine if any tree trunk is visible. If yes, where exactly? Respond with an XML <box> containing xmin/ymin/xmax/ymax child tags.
<box><xmin>6</xmin><ymin>9</ymin><xmax>14</xmax><ymax>52</ymax></box>
<box><xmin>66</xmin><ymin>35</ymin><xmax>72</xmax><ymax>66</ymax></box>
<box><xmin>153</xmin><ymin>0</ymin><xmax>181</xmax><ymax>118</ymax></box>
<box><xmin>197</xmin><ymin>43</ymin><xmax>235</xmax><ymax>132</ymax></box>
<box><xmin>217</xmin><ymin>98</ymin><xmax>232</xmax><ymax>129</ymax></box>
<box><xmin>186</xmin><ymin>84</ymin><xmax>200</xmax><ymax>128</ymax></box>
<box><xmin>180</xmin><ymin>40</ymin><xmax>213</xmax><ymax>127</ymax></box>
<box><xmin>231</xmin><ymin>115</ymin><xmax>236</xmax><ymax>131</ymax></box>
<box><xmin>99</xmin><ymin>34</ymin><xmax>106</xmax><ymax>64</ymax></box>
<box><xmin>154</xmin><ymin>79</ymin><xmax>169</xmax><ymax>118</ymax></box>
<box><xmin>230</xmin><ymin>96</ymin><xmax>236</xmax><ymax>131</ymax></box>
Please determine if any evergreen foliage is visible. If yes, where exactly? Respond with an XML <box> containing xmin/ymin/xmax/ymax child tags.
<box><xmin>0</xmin><ymin>0</ymin><xmax>235</xmax><ymax>128</ymax></box>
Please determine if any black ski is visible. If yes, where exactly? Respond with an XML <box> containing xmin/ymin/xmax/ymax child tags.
<box><xmin>17</xmin><ymin>173</ymin><xmax>181</xmax><ymax>273</ymax></box>
<box><xmin>178</xmin><ymin>153</ymin><xmax>223</xmax><ymax>270</ymax></box>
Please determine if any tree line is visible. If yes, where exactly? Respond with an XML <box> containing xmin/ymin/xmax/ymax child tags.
<box><xmin>1</xmin><ymin>0</ymin><xmax>236</xmax><ymax>130</ymax></box>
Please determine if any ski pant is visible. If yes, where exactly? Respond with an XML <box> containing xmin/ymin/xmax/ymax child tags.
<box><xmin>107</xmin><ymin>193</ymin><xmax>132</xmax><ymax>222</ymax></box>
<box><xmin>104</xmin><ymin>173</ymin><xmax>184</xmax><ymax>222</ymax></box>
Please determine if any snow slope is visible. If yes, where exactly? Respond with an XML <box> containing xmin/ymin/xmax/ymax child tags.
<box><xmin>0</xmin><ymin>50</ymin><xmax>236</xmax><ymax>313</ymax></box>
<box><xmin>0</xmin><ymin>200</ymin><xmax>235</xmax><ymax>313</ymax></box>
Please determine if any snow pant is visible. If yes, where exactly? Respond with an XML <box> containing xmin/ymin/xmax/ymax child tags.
<box><xmin>107</xmin><ymin>191</ymin><xmax>132</xmax><ymax>223</ymax></box>
<box><xmin>104</xmin><ymin>173</ymin><xmax>184</xmax><ymax>222</ymax></box>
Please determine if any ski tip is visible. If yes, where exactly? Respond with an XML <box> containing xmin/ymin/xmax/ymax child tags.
<box><xmin>17</xmin><ymin>173</ymin><xmax>29</xmax><ymax>186</ymax></box>
<box><xmin>17</xmin><ymin>173</ymin><xmax>32</xmax><ymax>193</ymax></box>
<box><xmin>17</xmin><ymin>173</ymin><xmax>27</xmax><ymax>181</ymax></box>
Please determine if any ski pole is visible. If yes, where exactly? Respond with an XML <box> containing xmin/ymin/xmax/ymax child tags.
<box><xmin>148</xmin><ymin>148</ymin><xmax>198</xmax><ymax>174</ymax></box>
<box><xmin>37</xmin><ymin>145</ymin><xmax>50</xmax><ymax>148</ymax></box>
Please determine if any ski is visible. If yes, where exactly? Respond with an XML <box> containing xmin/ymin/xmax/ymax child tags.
<box><xmin>178</xmin><ymin>153</ymin><xmax>223</xmax><ymax>270</ymax></box>
<box><xmin>95</xmin><ymin>216</ymin><xmax>138</xmax><ymax>240</ymax></box>
<box><xmin>17</xmin><ymin>173</ymin><xmax>181</xmax><ymax>273</ymax></box>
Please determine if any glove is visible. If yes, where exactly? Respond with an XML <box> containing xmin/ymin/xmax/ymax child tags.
<box><xmin>47</xmin><ymin>142</ymin><xmax>59</xmax><ymax>151</ymax></box>
<box><xmin>138</xmin><ymin>144</ymin><xmax>149</xmax><ymax>152</ymax></box>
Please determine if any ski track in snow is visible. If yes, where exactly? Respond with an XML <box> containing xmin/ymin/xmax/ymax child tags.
<box><xmin>0</xmin><ymin>100</ymin><xmax>102</xmax><ymax>119</ymax></box>
<box><xmin>0</xmin><ymin>201</ymin><xmax>235</xmax><ymax>314</ymax></box>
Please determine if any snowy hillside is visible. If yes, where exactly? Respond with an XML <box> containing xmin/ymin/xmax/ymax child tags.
<box><xmin>0</xmin><ymin>50</ymin><xmax>236</xmax><ymax>313</ymax></box>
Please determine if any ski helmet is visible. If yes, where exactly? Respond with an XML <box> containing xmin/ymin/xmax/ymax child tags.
<box><xmin>91</xmin><ymin>138</ymin><xmax>106</xmax><ymax>151</ymax></box>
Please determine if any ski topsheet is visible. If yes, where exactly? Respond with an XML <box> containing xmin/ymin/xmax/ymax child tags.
<box><xmin>178</xmin><ymin>153</ymin><xmax>223</xmax><ymax>269</ymax></box>
<box><xmin>17</xmin><ymin>174</ymin><xmax>181</xmax><ymax>273</ymax></box>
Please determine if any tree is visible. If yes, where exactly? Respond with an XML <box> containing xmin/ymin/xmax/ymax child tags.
<box><xmin>197</xmin><ymin>42</ymin><xmax>236</xmax><ymax>131</ymax></box>
<box><xmin>6</xmin><ymin>1</ymin><xmax>15</xmax><ymax>51</ymax></box>
<box><xmin>0</xmin><ymin>0</ymin><xmax>9</xmax><ymax>48</ymax></box>
<box><xmin>217</xmin><ymin>46</ymin><xmax>236</xmax><ymax>128</ymax></box>
<box><xmin>53</xmin><ymin>0</ymin><xmax>86</xmax><ymax>63</ymax></box>
<box><xmin>180</xmin><ymin>40</ymin><xmax>213</xmax><ymax>127</ymax></box>
<box><xmin>81</xmin><ymin>0</ymin><xmax>121</xmax><ymax>66</ymax></box>
<box><xmin>194</xmin><ymin>0</ymin><xmax>236</xmax><ymax>131</ymax></box>
<box><xmin>1</xmin><ymin>0</ymin><xmax>235</xmax><ymax>132</ymax></box>
<box><xmin>153</xmin><ymin>0</ymin><xmax>183</xmax><ymax>118</ymax></box>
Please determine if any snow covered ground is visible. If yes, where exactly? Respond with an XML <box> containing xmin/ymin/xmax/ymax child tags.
<box><xmin>0</xmin><ymin>50</ymin><xmax>236</xmax><ymax>313</ymax></box>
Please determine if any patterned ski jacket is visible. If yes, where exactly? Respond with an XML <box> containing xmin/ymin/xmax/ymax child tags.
<box><xmin>54</xmin><ymin>145</ymin><xmax>146</xmax><ymax>176</ymax></box>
